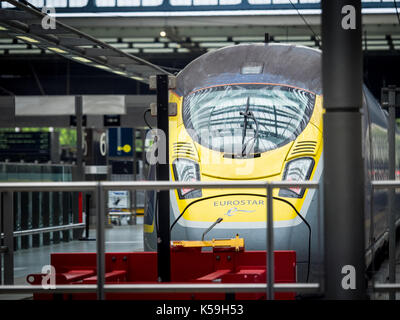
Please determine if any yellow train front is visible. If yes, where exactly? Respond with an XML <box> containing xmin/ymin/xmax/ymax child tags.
<box><xmin>145</xmin><ymin>43</ymin><xmax>324</xmax><ymax>283</ymax></box>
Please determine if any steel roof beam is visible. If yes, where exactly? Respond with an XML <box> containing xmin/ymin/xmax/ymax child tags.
<box><xmin>59</xmin><ymin>37</ymin><xmax>97</xmax><ymax>46</ymax></box>
<box><xmin>28</xmin><ymin>24</ymin><xmax>72</xmax><ymax>35</ymax></box>
<box><xmin>0</xmin><ymin>0</ymin><xmax>171</xmax><ymax>84</ymax></box>
<box><xmin>84</xmin><ymin>48</ymin><xmax>121</xmax><ymax>57</ymax></box>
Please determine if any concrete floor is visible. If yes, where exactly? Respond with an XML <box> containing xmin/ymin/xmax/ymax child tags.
<box><xmin>369</xmin><ymin>238</ymin><xmax>400</xmax><ymax>300</ymax></box>
<box><xmin>0</xmin><ymin>217</ymin><xmax>143</xmax><ymax>300</ymax></box>
<box><xmin>2</xmin><ymin>216</ymin><xmax>400</xmax><ymax>300</ymax></box>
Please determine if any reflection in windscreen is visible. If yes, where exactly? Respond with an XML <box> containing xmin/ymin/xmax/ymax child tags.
<box><xmin>183</xmin><ymin>84</ymin><xmax>316</xmax><ymax>154</ymax></box>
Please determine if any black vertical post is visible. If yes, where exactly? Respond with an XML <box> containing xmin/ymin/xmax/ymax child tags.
<box><xmin>3</xmin><ymin>191</ymin><xmax>14</xmax><ymax>285</ymax></box>
<box><xmin>72</xmin><ymin>192</ymin><xmax>81</xmax><ymax>240</ymax></box>
<box><xmin>52</xmin><ymin>191</ymin><xmax>61</xmax><ymax>244</ymax></box>
<box><xmin>132</xmin><ymin>128</ymin><xmax>137</xmax><ymax>225</ymax></box>
<box><xmin>13</xmin><ymin>193</ymin><xmax>19</xmax><ymax>251</ymax></box>
<box><xmin>20</xmin><ymin>192</ymin><xmax>29</xmax><ymax>249</ymax></box>
<box><xmin>42</xmin><ymin>192</ymin><xmax>50</xmax><ymax>245</ymax></box>
<box><xmin>264</xmin><ymin>33</ymin><xmax>270</xmax><ymax>44</ymax></box>
<box><xmin>381</xmin><ymin>86</ymin><xmax>400</xmax><ymax>300</ymax></box>
<box><xmin>156</xmin><ymin>74</ymin><xmax>171</xmax><ymax>282</ymax></box>
<box><xmin>0</xmin><ymin>193</ymin><xmax>2</xmax><ymax>284</ymax></box>
<box><xmin>75</xmin><ymin>96</ymin><xmax>84</xmax><ymax>181</ymax></box>
<box><xmin>96</xmin><ymin>184</ymin><xmax>105</xmax><ymax>300</ymax></box>
<box><xmin>74</xmin><ymin>96</ymin><xmax>84</xmax><ymax>241</ymax></box>
<box><xmin>388</xmin><ymin>99</ymin><xmax>396</xmax><ymax>301</ymax></box>
<box><xmin>322</xmin><ymin>0</ymin><xmax>366</xmax><ymax>299</ymax></box>
<box><xmin>141</xmin><ymin>129</ymin><xmax>147</xmax><ymax>177</ymax></box>
<box><xmin>85</xmin><ymin>194</ymin><xmax>91</xmax><ymax>238</ymax></box>
<box><xmin>51</xmin><ymin>131</ymin><xmax>60</xmax><ymax>164</ymax></box>
<box><xmin>32</xmin><ymin>192</ymin><xmax>40</xmax><ymax>247</ymax></box>
<box><xmin>62</xmin><ymin>192</ymin><xmax>70</xmax><ymax>242</ymax></box>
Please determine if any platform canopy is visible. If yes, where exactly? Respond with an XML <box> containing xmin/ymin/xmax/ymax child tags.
<box><xmin>0</xmin><ymin>0</ymin><xmax>171</xmax><ymax>84</ymax></box>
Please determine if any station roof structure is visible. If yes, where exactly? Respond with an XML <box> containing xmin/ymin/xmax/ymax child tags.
<box><xmin>0</xmin><ymin>0</ymin><xmax>171</xmax><ymax>84</ymax></box>
<box><xmin>0</xmin><ymin>0</ymin><xmax>399</xmax><ymax>59</ymax></box>
<box><xmin>0</xmin><ymin>0</ymin><xmax>399</xmax><ymax>100</ymax></box>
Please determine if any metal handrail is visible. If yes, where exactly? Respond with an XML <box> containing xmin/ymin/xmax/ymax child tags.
<box><xmin>0</xmin><ymin>181</ymin><xmax>97</xmax><ymax>192</ymax></box>
<box><xmin>0</xmin><ymin>180</ymin><xmax>319</xmax><ymax>192</ymax></box>
<box><xmin>0</xmin><ymin>162</ymin><xmax>75</xmax><ymax>167</ymax></box>
<box><xmin>0</xmin><ymin>223</ymin><xmax>85</xmax><ymax>238</ymax></box>
<box><xmin>371</xmin><ymin>180</ymin><xmax>400</xmax><ymax>188</ymax></box>
<box><xmin>374</xmin><ymin>283</ymin><xmax>400</xmax><ymax>292</ymax></box>
<box><xmin>0</xmin><ymin>180</ymin><xmax>321</xmax><ymax>299</ymax></box>
<box><xmin>0</xmin><ymin>283</ymin><xmax>320</xmax><ymax>294</ymax></box>
<box><xmin>13</xmin><ymin>223</ymin><xmax>85</xmax><ymax>237</ymax></box>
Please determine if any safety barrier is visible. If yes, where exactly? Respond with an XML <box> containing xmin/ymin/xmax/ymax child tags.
<box><xmin>0</xmin><ymin>162</ymin><xmax>79</xmax><ymax>251</ymax></box>
<box><xmin>370</xmin><ymin>180</ymin><xmax>400</xmax><ymax>298</ymax></box>
<box><xmin>0</xmin><ymin>180</ymin><xmax>398</xmax><ymax>299</ymax></box>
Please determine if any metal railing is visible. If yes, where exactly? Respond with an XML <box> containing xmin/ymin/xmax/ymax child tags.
<box><xmin>0</xmin><ymin>283</ymin><xmax>321</xmax><ymax>294</ymax></box>
<box><xmin>371</xmin><ymin>180</ymin><xmax>400</xmax><ymax>297</ymax></box>
<box><xmin>0</xmin><ymin>180</ymin><xmax>398</xmax><ymax>299</ymax></box>
<box><xmin>10</xmin><ymin>223</ymin><xmax>85</xmax><ymax>237</ymax></box>
<box><xmin>0</xmin><ymin>180</ymin><xmax>321</xmax><ymax>300</ymax></box>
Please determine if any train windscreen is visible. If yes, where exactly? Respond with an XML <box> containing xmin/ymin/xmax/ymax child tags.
<box><xmin>183</xmin><ymin>84</ymin><xmax>315</xmax><ymax>155</ymax></box>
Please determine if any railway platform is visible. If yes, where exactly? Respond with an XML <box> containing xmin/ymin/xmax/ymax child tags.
<box><xmin>1</xmin><ymin>220</ymin><xmax>143</xmax><ymax>300</ymax></box>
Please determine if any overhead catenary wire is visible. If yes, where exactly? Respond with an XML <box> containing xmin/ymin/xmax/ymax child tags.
<box><xmin>394</xmin><ymin>0</ymin><xmax>400</xmax><ymax>25</ymax></box>
<box><xmin>288</xmin><ymin>0</ymin><xmax>321</xmax><ymax>43</ymax></box>
<box><xmin>144</xmin><ymin>109</ymin><xmax>153</xmax><ymax>130</ymax></box>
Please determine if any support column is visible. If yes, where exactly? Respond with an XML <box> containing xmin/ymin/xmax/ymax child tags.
<box><xmin>3</xmin><ymin>191</ymin><xmax>14</xmax><ymax>285</ymax></box>
<box><xmin>32</xmin><ymin>192</ymin><xmax>40</xmax><ymax>247</ymax></box>
<box><xmin>42</xmin><ymin>192</ymin><xmax>50</xmax><ymax>245</ymax></box>
<box><xmin>0</xmin><ymin>193</ymin><xmax>2</xmax><ymax>285</ymax></box>
<box><xmin>52</xmin><ymin>191</ymin><xmax>61</xmax><ymax>244</ymax></box>
<box><xmin>62</xmin><ymin>192</ymin><xmax>70</xmax><ymax>242</ymax></box>
<box><xmin>155</xmin><ymin>74</ymin><xmax>171</xmax><ymax>282</ymax></box>
<box><xmin>74</xmin><ymin>96</ymin><xmax>85</xmax><ymax>240</ymax></box>
<box><xmin>141</xmin><ymin>129</ymin><xmax>147</xmax><ymax>178</ymax></box>
<box><xmin>381</xmin><ymin>86</ymin><xmax>400</xmax><ymax>300</ymax></box>
<box><xmin>132</xmin><ymin>128</ymin><xmax>137</xmax><ymax>225</ymax></box>
<box><xmin>96</xmin><ymin>184</ymin><xmax>105</xmax><ymax>300</ymax></box>
<box><xmin>20</xmin><ymin>192</ymin><xmax>29</xmax><ymax>249</ymax></box>
<box><xmin>13</xmin><ymin>193</ymin><xmax>19</xmax><ymax>251</ymax></box>
<box><xmin>388</xmin><ymin>97</ymin><xmax>396</xmax><ymax>301</ymax></box>
<box><xmin>322</xmin><ymin>0</ymin><xmax>366</xmax><ymax>299</ymax></box>
<box><xmin>75</xmin><ymin>96</ymin><xmax>84</xmax><ymax>181</ymax></box>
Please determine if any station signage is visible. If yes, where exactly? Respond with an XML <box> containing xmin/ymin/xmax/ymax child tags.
<box><xmin>0</xmin><ymin>132</ymin><xmax>50</xmax><ymax>162</ymax></box>
<box><xmin>108</xmin><ymin>128</ymin><xmax>133</xmax><ymax>158</ymax></box>
<box><xmin>1</xmin><ymin>0</ymin><xmax>397</xmax><ymax>16</ymax></box>
<box><xmin>83</xmin><ymin>128</ymin><xmax>107</xmax><ymax>165</ymax></box>
<box><xmin>108</xmin><ymin>190</ymin><xmax>130</xmax><ymax>209</ymax></box>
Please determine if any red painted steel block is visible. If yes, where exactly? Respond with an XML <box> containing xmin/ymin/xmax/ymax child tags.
<box><xmin>28</xmin><ymin>249</ymin><xmax>296</xmax><ymax>300</ymax></box>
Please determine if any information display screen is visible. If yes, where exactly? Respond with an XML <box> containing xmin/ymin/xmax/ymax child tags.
<box><xmin>0</xmin><ymin>132</ymin><xmax>51</xmax><ymax>162</ymax></box>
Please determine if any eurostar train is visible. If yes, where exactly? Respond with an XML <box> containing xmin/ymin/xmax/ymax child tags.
<box><xmin>144</xmin><ymin>43</ymin><xmax>400</xmax><ymax>283</ymax></box>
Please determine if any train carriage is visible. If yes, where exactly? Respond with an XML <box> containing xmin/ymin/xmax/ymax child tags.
<box><xmin>144</xmin><ymin>43</ymin><xmax>400</xmax><ymax>284</ymax></box>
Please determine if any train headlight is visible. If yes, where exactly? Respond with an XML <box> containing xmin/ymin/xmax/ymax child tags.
<box><xmin>172</xmin><ymin>158</ymin><xmax>202</xmax><ymax>199</ymax></box>
<box><xmin>279</xmin><ymin>157</ymin><xmax>314</xmax><ymax>198</ymax></box>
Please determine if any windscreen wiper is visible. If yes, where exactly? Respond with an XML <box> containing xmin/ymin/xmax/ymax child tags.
<box><xmin>240</xmin><ymin>97</ymin><xmax>251</xmax><ymax>156</ymax></box>
<box><xmin>239</xmin><ymin>97</ymin><xmax>260</xmax><ymax>157</ymax></box>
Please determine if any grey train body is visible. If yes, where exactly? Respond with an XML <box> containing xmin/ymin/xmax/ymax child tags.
<box><xmin>144</xmin><ymin>44</ymin><xmax>400</xmax><ymax>285</ymax></box>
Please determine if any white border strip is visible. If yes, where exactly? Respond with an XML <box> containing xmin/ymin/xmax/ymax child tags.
<box><xmin>52</xmin><ymin>8</ymin><xmax>397</xmax><ymax>18</ymax></box>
